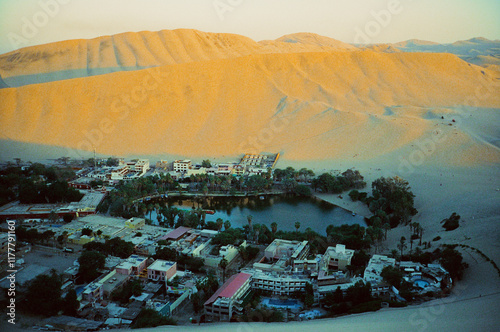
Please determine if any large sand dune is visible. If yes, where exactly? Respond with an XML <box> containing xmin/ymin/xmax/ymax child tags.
<box><xmin>0</xmin><ymin>30</ymin><xmax>499</xmax><ymax>331</ymax></box>
<box><xmin>0</xmin><ymin>49</ymin><xmax>498</xmax><ymax>163</ymax></box>
<box><xmin>0</xmin><ymin>30</ymin><xmax>358</xmax><ymax>87</ymax></box>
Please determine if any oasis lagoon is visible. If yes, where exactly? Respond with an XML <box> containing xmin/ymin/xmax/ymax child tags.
<box><xmin>149</xmin><ymin>195</ymin><xmax>365</xmax><ymax>234</ymax></box>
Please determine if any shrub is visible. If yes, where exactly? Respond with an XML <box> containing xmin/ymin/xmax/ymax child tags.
<box><xmin>441</xmin><ymin>213</ymin><xmax>460</xmax><ymax>231</ymax></box>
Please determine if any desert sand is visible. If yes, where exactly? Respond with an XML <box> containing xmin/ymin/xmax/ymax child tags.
<box><xmin>0</xmin><ymin>30</ymin><xmax>498</xmax><ymax>331</ymax></box>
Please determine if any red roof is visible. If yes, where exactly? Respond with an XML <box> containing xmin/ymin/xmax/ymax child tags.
<box><xmin>159</xmin><ymin>226</ymin><xmax>191</xmax><ymax>241</ymax></box>
<box><xmin>204</xmin><ymin>273</ymin><xmax>251</xmax><ymax>306</ymax></box>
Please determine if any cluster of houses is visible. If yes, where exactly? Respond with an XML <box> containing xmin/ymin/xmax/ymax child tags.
<box><xmin>155</xmin><ymin>153</ymin><xmax>280</xmax><ymax>181</ymax></box>
<box><xmin>67</xmin><ymin>153</ymin><xmax>279</xmax><ymax>189</ymax></box>
<box><xmin>202</xmin><ymin>239</ymin><xmax>452</xmax><ymax>322</ymax></box>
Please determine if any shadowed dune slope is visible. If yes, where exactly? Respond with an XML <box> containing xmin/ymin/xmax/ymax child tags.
<box><xmin>1</xmin><ymin>50</ymin><xmax>499</xmax><ymax>162</ymax></box>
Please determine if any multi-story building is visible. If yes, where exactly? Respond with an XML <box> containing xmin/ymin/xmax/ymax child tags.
<box><xmin>251</xmin><ymin>270</ymin><xmax>311</xmax><ymax>295</ymax></box>
<box><xmin>115</xmin><ymin>255</ymin><xmax>148</xmax><ymax>276</ymax></box>
<box><xmin>147</xmin><ymin>260</ymin><xmax>177</xmax><ymax>282</ymax></box>
<box><xmin>132</xmin><ymin>159</ymin><xmax>150</xmax><ymax>175</ymax></box>
<box><xmin>363</xmin><ymin>255</ymin><xmax>396</xmax><ymax>284</ymax></box>
<box><xmin>254</xmin><ymin>239</ymin><xmax>310</xmax><ymax>273</ymax></box>
<box><xmin>173</xmin><ymin>160</ymin><xmax>192</xmax><ymax>172</ymax></box>
<box><xmin>204</xmin><ymin>272</ymin><xmax>252</xmax><ymax>322</ymax></box>
<box><xmin>265</xmin><ymin>239</ymin><xmax>309</xmax><ymax>261</ymax></box>
<box><xmin>321</xmin><ymin>244</ymin><xmax>355</xmax><ymax>271</ymax></box>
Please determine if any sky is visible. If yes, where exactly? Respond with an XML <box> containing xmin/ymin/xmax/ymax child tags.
<box><xmin>0</xmin><ymin>0</ymin><xmax>499</xmax><ymax>54</ymax></box>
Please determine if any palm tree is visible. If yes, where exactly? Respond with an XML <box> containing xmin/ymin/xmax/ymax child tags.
<box><xmin>216</xmin><ymin>218</ymin><xmax>224</xmax><ymax>232</ymax></box>
<box><xmin>417</xmin><ymin>225</ymin><xmax>424</xmax><ymax>246</ymax></box>
<box><xmin>219</xmin><ymin>257</ymin><xmax>228</xmax><ymax>283</ymax></box>
<box><xmin>247</xmin><ymin>215</ymin><xmax>253</xmax><ymax>240</ymax></box>
<box><xmin>295</xmin><ymin>221</ymin><xmax>301</xmax><ymax>232</ymax></box>
<box><xmin>254</xmin><ymin>224</ymin><xmax>261</xmax><ymax>244</ymax></box>
<box><xmin>382</xmin><ymin>223</ymin><xmax>390</xmax><ymax>240</ymax></box>
<box><xmin>271</xmin><ymin>222</ymin><xmax>278</xmax><ymax>235</ymax></box>
<box><xmin>224</xmin><ymin>220</ymin><xmax>231</xmax><ymax>231</ymax></box>
<box><xmin>397</xmin><ymin>236</ymin><xmax>407</xmax><ymax>259</ymax></box>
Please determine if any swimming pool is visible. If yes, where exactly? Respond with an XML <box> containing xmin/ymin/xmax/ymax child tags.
<box><xmin>261</xmin><ymin>297</ymin><xmax>303</xmax><ymax>310</ymax></box>
<box><xmin>413</xmin><ymin>279</ymin><xmax>430</xmax><ymax>289</ymax></box>
<box><xmin>269</xmin><ymin>299</ymin><xmax>299</xmax><ymax>306</ymax></box>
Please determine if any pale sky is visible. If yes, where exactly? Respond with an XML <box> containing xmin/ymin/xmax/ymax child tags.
<box><xmin>0</xmin><ymin>0</ymin><xmax>499</xmax><ymax>54</ymax></box>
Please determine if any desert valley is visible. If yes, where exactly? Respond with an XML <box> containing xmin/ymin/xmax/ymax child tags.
<box><xmin>0</xmin><ymin>26</ymin><xmax>499</xmax><ymax>332</ymax></box>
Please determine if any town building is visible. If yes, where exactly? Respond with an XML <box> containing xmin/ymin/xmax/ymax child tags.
<box><xmin>173</xmin><ymin>160</ymin><xmax>192</xmax><ymax>172</ymax></box>
<box><xmin>204</xmin><ymin>272</ymin><xmax>252</xmax><ymax>322</ymax></box>
<box><xmin>254</xmin><ymin>239</ymin><xmax>309</xmax><ymax>273</ymax></box>
<box><xmin>363</xmin><ymin>255</ymin><xmax>396</xmax><ymax>284</ymax></box>
<box><xmin>147</xmin><ymin>260</ymin><xmax>177</xmax><ymax>282</ymax></box>
<box><xmin>125</xmin><ymin>217</ymin><xmax>145</xmax><ymax>229</ymax></box>
<box><xmin>321</xmin><ymin>244</ymin><xmax>355</xmax><ymax>271</ymax></box>
<box><xmin>115</xmin><ymin>255</ymin><xmax>148</xmax><ymax>276</ymax></box>
<box><xmin>251</xmin><ymin>270</ymin><xmax>311</xmax><ymax>295</ymax></box>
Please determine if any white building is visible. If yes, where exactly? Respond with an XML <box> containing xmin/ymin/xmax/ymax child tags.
<box><xmin>251</xmin><ymin>270</ymin><xmax>310</xmax><ymax>295</ymax></box>
<box><xmin>204</xmin><ymin>272</ymin><xmax>252</xmax><ymax>322</ymax></box>
<box><xmin>321</xmin><ymin>244</ymin><xmax>355</xmax><ymax>271</ymax></box>
<box><xmin>173</xmin><ymin>160</ymin><xmax>192</xmax><ymax>172</ymax></box>
<box><xmin>147</xmin><ymin>260</ymin><xmax>177</xmax><ymax>282</ymax></box>
<box><xmin>363</xmin><ymin>255</ymin><xmax>396</xmax><ymax>284</ymax></box>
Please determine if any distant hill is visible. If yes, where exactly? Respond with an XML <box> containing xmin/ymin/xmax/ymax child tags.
<box><xmin>380</xmin><ymin>37</ymin><xmax>500</xmax><ymax>66</ymax></box>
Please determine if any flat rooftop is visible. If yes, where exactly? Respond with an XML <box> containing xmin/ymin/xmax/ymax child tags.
<box><xmin>148</xmin><ymin>259</ymin><xmax>176</xmax><ymax>272</ymax></box>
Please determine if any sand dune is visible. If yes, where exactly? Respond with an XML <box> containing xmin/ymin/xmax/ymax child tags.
<box><xmin>0</xmin><ymin>49</ymin><xmax>498</xmax><ymax>163</ymax></box>
<box><xmin>0</xmin><ymin>30</ymin><xmax>359</xmax><ymax>87</ymax></box>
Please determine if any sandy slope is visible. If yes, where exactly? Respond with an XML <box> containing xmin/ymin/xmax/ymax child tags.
<box><xmin>0</xmin><ymin>30</ymin><xmax>358</xmax><ymax>87</ymax></box>
<box><xmin>1</xmin><ymin>50</ymin><xmax>498</xmax><ymax>162</ymax></box>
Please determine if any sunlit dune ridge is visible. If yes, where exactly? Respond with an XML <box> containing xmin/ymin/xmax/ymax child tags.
<box><xmin>0</xmin><ymin>48</ymin><xmax>498</xmax><ymax>163</ymax></box>
<box><xmin>0</xmin><ymin>29</ymin><xmax>357</xmax><ymax>84</ymax></box>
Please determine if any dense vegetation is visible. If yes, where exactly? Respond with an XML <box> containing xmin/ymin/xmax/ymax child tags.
<box><xmin>83</xmin><ymin>237</ymin><xmax>135</xmax><ymax>258</ymax></box>
<box><xmin>20</xmin><ymin>270</ymin><xmax>79</xmax><ymax>317</ymax></box>
<box><xmin>78</xmin><ymin>250</ymin><xmax>106</xmax><ymax>282</ymax></box>
<box><xmin>132</xmin><ymin>308</ymin><xmax>177</xmax><ymax>328</ymax></box>
<box><xmin>0</xmin><ymin>163</ymin><xmax>80</xmax><ymax>205</ymax></box>
<box><xmin>112</xmin><ymin>279</ymin><xmax>143</xmax><ymax>304</ymax></box>
<box><xmin>441</xmin><ymin>212</ymin><xmax>461</xmax><ymax>231</ymax></box>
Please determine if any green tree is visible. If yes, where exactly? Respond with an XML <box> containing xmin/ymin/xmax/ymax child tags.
<box><xmin>440</xmin><ymin>246</ymin><xmax>468</xmax><ymax>280</ymax></box>
<box><xmin>216</xmin><ymin>218</ymin><xmax>224</xmax><ymax>232</ymax></box>
<box><xmin>371</xmin><ymin>176</ymin><xmax>417</xmax><ymax>226</ymax></box>
<box><xmin>201</xmin><ymin>159</ymin><xmax>212</xmax><ymax>168</ymax></box>
<box><xmin>224</xmin><ymin>220</ymin><xmax>231</xmax><ymax>231</ymax></box>
<box><xmin>349</xmin><ymin>190</ymin><xmax>360</xmax><ymax>201</ymax></box>
<box><xmin>23</xmin><ymin>269</ymin><xmax>63</xmax><ymax>316</ymax></box>
<box><xmin>155</xmin><ymin>246</ymin><xmax>178</xmax><ymax>261</ymax></box>
<box><xmin>132</xmin><ymin>308</ymin><xmax>177</xmax><ymax>328</ymax></box>
<box><xmin>441</xmin><ymin>213</ymin><xmax>460</xmax><ymax>231</ymax></box>
<box><xmin>219</xmin><ymin>257</ymin><xmax>228</xmax><ymax>283</ymax></box>
<box><xmin>295</xmin><ymin>221</ymin><xmax>301</xmax><ymax>232</ymax></box>
<box><xmin>295</xmin><ymin>184</ymin><xmax>312</xmax><ymax>196</ymax></box>
<box><xmin>397</xmin><ymin>236</ymin><xmax>407</xmax><ymax>258</ymax></box>
<box><xmin>271</xmin><ymin>222</ymin><xmax>278</xmax><ymax>235</ymax></box>
<box><xmin>62</xmin><ymin>289</ymin><xmax>80</xmax><ymax>316</ymax></box>
<box><xmin>78</xmin><ymin>250</ymin><xmax>105</xmax><ymax>282</ymax></box>
<box><xmin>81</xmin><ymin>227</ymin><xmax>93</xmax><ymax>236</ymax></box>
<box><xmin>381</xmin><ymin>266</ymin><xmax>404</xmax><ymax>288</ymax></box>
